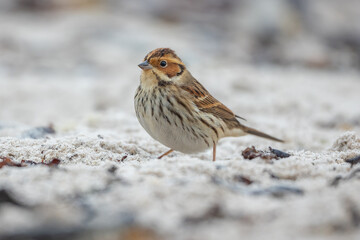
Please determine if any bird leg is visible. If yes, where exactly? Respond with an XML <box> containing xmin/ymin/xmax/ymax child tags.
<box><xmin>158</xmin><ymin>149</ymin><xmax>174</xmax><ymax>159</ymax></box>
<box><xmin>213</xmin><ymin>143</ymin><xmax>216</xmax><ymax>161</ymax></box>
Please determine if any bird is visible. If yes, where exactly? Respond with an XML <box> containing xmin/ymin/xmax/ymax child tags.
<box><xmin>134</xmin><ymin>48</ymin><xmax>283</xmax><ymax>161</ymax></box>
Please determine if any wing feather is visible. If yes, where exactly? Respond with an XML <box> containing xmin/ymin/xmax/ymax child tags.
<box><xmin>180</xmin><ymin>78</ymin><xmax>241</xmax><ymax>129</ymax></box>
<box><xmin>178</xmin><ymin>73</ymin><xmax>283</xmax><ymax>142</ymax></box>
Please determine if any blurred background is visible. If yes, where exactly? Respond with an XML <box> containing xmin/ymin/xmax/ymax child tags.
<box><xmin>0</xmin><ymin>0</ymin><xmax>359</xmax><ymax>145</ymax></box>
<box><xmin>1</xmin><ymin>1</ymin><xmax>360</xmax><ymax>240</ymax></box>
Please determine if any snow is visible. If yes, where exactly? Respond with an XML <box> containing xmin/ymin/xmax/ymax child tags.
<box><xmin>0</xmin><ymin>7</ymin><xmax>360</xmax><ymax>240</ymax></box>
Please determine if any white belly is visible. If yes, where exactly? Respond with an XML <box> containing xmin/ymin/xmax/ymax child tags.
<box><xmin>134</xmin><ymin>88</ymin><xmax>217</xmax><ymax>154</ymax></box>
<box><xmin>139</xmin><ymin>115</ymin><xmax>213</xmax><ymax>153</ymax></box>
<box><xmin>136</xmin><ymin>107</ymin><xmax>215</xmax><ymax>154</ymax></box>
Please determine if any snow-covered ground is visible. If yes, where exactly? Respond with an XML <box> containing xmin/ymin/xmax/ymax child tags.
<box><xmin>0</xmin><ymin>7</ymin><xmax>360</xmax><ymax>240</ymax></box>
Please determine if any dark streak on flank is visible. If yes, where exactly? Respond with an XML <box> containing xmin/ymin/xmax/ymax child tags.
<box><xmin>220</xmin><ymin>125</ymin><xmax>225</xmax><ymax>133</ymax></box>
<box><xmin>144</xmin><ymin>93</ymin><xmax>148</xmax><ymax>113</ymax></box>
<box><xmin>159</xmin><ymin>88</ymin><xmax>166</xmax><ymax>100</ymax></box>
<box><xmin>158</xmin><ymin>80</ymin><xmax>172</xmax><ymax>87</ymax></box>
<box><xmin>200</xmin><ymin>118</ymin><xmax>219</xmax><ymax>138</ymax></box>
<box><xmin>134</xmin><ymin>87</ymin><xmax>141</xmax><ymax>99</ymax></box>
<box><xmin>141</xmin><ymin>95</ymin><xmax>145</xmax><ymax>106</ymax></box>
<box><xmin>158</xmin><ymin>87</ymin><xmax>163</xmax><ymax>97</ymax></box>
<box><xmin>200</xmin><ymin>132</ymin><xmax>209</xmax><ymax>140</ymax></box>
<box><xmin>169</xmin><ymin>108</ymin><xmax>183</xmax><ymax>122</ymax></box>
<box><xmin>190</xmin><ymin>127</ymin><xmax>199</xmax><ymax>138</ymax></box>
<box><xmin>144</xmin><ymin>92</ymin><xmax>148</xmax><ymax>103</ymax></box>
<box><xmin>158</xmin><ymin>97</ymin><xmax>171</xmax><ymax>125</ymax></box>
<box><xmin>174</xmin><ymin>95</ymin><xmax>193</xmax><ymax>116</ymax></box>
<box><xmin>203</xmin><ymin>138</ymin><xmax>210</xmax><ymax>147</ymax></box>
<box><xmin>186</xmin><ymin>115</ymin><xmax>195</xmax><ymax>123</ymax></box>
<box><xmin>159</xmin><ymin>101</ymin><xmax>164</xmax><ymax>115</ymax></box>
<box><xmin>150</xmin><ymin>91</ymin><xmax>156</xmax><ymax>116</ymax></box>
<box><xmin>136</xmin><ymin>97</ymin><xmax>140</xmax><ymax>108</ymax></box>
<box><xmin>164</xmin><ymin>115</ymin><xmax>171</xmax><ymax>125</ymax></box>
<box><xmin>149</xmin><ymin>96</ymin><xmax>153</xmax><ymax>107</ymax></box>
<box><xmin>167</xmin><ymin>96</ymin><xmax>174</xmax><ymax>107</ymax></box>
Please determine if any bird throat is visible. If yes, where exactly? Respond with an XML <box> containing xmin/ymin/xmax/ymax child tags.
<box><xmin>140</xmin><ymin>70</ymin><xmax>171</xmax><ymax>89</ymax></box>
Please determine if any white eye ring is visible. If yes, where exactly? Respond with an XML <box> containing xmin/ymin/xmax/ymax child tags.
<box><xmin>160</xmin><ymin>60</ymin><xmax>167</xmax><ymax>68</ymax></box>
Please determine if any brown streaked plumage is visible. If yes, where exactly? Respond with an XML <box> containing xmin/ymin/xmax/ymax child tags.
<box><xmin>135</xmin><ymin>48</ymin><xmax>283</xmax><ymax>161</ymax></box>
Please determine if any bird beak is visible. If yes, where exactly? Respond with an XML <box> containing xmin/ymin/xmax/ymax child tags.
<box><xmin>138</xmin><ymin>60</ymin><xmax>153</xmax><ymax>70</ymax></box>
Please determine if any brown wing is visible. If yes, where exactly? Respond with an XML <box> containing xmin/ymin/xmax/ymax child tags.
<box><xmin>180</xmin><ymin>78</ymin><xmax>241</xmax><ymax>129</ymax></box>
<box><xmin>179</xmin><ymin>75</ymin><xmax>284</xmax><ymax>142</ymax></box>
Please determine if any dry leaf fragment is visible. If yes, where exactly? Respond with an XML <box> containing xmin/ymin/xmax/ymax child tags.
<box><xmin>0</xmin><ymin>157</ymin><xmax>61</xmax><ymax>168</ymax></box>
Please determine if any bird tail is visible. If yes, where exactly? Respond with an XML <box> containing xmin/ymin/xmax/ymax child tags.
<box><xmin>242</xmin><ymin>126</ymin><xmax>284</xmax><ymax>142</ymax></box>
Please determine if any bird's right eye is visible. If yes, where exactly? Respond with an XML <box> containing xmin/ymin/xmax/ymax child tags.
<box><xmin>160</xmin><ymin>60</ymin><xmax>167</xmax><ymax>68</ymax></box>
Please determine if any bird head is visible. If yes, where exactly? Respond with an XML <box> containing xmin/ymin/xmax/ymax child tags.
<box><xmin>138</xmin><ymin>48</ymin><xmax>186</xmax><ymax>83</ymax></box>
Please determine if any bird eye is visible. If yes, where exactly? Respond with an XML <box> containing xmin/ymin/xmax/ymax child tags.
<box><xmin>160</xmin><ymin>60</ymin><xmax>167</xmax><ymax>67</ymax></box>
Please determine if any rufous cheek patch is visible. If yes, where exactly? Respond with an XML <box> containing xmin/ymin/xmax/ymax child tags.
<box><xmin>163</xmin><ymin>64</ymin><xmax>180</xmax><ymax>78</ymax></box>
